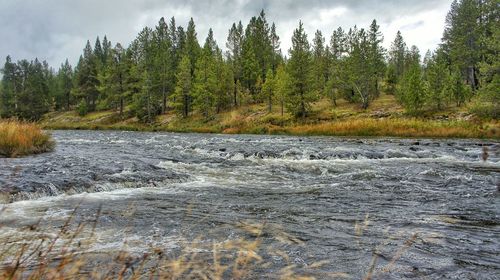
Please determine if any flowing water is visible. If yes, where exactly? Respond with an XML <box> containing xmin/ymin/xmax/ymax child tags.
<box><xmin>0</xmin><ymin>130</ymin><xmax>499</xmax><ymax>279</ymax></box>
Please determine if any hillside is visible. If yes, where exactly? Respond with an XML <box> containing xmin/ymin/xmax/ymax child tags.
<box><xmin>41</xmin><ymin>94</ymin><xmax>499</xmax><ymax>139</ymax></box>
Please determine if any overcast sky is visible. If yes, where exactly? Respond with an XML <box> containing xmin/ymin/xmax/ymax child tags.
<box><xmin>0</xmin><ymin>0</ymin><xmax>453</xmax><ymax>68</ymax></box>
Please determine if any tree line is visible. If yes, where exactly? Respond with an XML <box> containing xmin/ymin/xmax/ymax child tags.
<box><xmin>1</xmin><ymin>0</ymin><xmax>498</xmax><ymax>122</ymax></box>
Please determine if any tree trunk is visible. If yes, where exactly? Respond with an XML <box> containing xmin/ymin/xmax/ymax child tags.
<box><xmin>233</xmin><ymin>80</ymin><xmax>238</xmax><ymax>107</ymax></box>
<box><xmin>268</xmin><ymin>96</ymin><xmax>272</xmax><ymax>113</ymax></box>
<box><xmin>162</xmin><ymin>86</ymin><xmax>167</xmax><ymax>114</ymax></box>
<box><xmin>120</xmin><ymin>97</ymin><xmax>124</xmax><ymax>116</ymax></box>
<box><xmin>66</xmin><ymin>92</ymin><xmax>70</xmax><ymax>111</ymax></box>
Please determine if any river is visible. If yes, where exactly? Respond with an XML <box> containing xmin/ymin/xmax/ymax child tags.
<box><xmin>0</xmin><ymin>130</ymin><xmax>499</xmax><ymax>279</ymax></box>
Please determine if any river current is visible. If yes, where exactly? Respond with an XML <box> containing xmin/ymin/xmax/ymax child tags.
<box><xmin>0</xmin><ymin>131</ymin><xmax>499</xmax><ymax>279</ymax></box>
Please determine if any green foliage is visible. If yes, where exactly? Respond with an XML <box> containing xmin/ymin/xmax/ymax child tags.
<box><xmin>286</xmin><ymin>21</ymin><xmax>315</xmax><ymax>118</ymax></box>
<box><xmin>341</xmin><ymin>27</ymin><xmax>379</xmax><ymax>109</ymax></box>
<box><xmin>274</xmin><ymin>64</ymin><xmax>292</xmax><ymax>116</ymax></box>
<box><xmin>192</xmin><ymin>31</ymin><xmax>217</xmax><ymax>119</ymax></box>
<box><xmin>425</xmin><ymin>50</ymin><xmax>450</xmax><ymax>110</ymax></box>
<box><xmin>261</xmin><ymin>69</ymin><xmax>275</xmax><ymax>113</ymax></box>
<box><xmin>172</xmin><ymin>55</ymin><xmax>192</xmax><ymax>117</ymax></box>
<box><xmin>0</xmin><ymin>57</ymin><xmax>51</xmax><ymax>120</ymax></box>
<box><xmin>398</xmin><ymin>64</ymin><xmax>427</xmax><ymax>113</ymax></box>
<box><xmin>77</xmin><ymin>99</ymin><xmax>88</xmax><ymax>116</ymax></box>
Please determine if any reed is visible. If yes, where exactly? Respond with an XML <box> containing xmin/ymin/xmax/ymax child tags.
<box><xmin>0</xmin><ymin>120</ymin><xmax>55</xmax><ymax>158</ymax></box>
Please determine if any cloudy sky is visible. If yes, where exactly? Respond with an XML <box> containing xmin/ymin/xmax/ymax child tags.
<box><xmin>0</xmin><ymin>0</ymin><xmax>453</xmax><ymax>68</ymax></box>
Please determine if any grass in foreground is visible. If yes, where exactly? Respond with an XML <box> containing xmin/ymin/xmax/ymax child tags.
<box><xmin>0</xmin><ymin>120</ymin><xmax>55</xmax><ymax>158</ymax></box>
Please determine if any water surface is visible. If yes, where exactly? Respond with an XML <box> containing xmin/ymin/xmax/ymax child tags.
<box><xmin>1</xmin><ymin>131</ymin><xmax>499</xmax><ymax>279</ymax></box>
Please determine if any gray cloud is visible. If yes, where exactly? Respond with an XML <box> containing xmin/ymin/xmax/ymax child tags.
<box><xmin>0</xmin><ymin>0</ymin><xmax>452</xmax><ymax>67</ymax></box>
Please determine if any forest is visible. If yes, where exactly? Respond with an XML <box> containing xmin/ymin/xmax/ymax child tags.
<box><xmin>0</xmin><ymin>0</ymin><xmax>498</xmax><ymax>124</ymax></box>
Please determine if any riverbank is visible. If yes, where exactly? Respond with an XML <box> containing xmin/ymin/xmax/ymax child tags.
<box><xmin>40</xmin><ymin>95</ymin><xmax>500</xmax><ymax>139</ymax></box>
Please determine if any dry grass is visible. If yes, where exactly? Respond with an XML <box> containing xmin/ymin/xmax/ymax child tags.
<box><xmin>282</xmin><ymin>118</ymin><xmax>499</xmax><ymax>139</ymax></box>
<box><xmin>0</xmin><ymin>120</ymin><xmax>55</xmax><ymax>158</ymax></box>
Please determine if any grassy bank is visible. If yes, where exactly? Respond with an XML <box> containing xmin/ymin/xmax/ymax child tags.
<box><xmin>0</xmin><ymin>120</ymin><xmax>55</xmax><ymax>157</ymax></box>
<box><xmin>40</xmin><ymin>95</ymin><xmax>500</xmax><ymax>139</ymax></box>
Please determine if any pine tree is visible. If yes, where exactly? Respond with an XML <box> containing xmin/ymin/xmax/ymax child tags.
<box><xmin>368</xmin><ymin>20</ymin><xmax>386</xmax><ymax>96</ymax></box>
<box><xmin>398</xmin><ymin>61</ymin><xmax>426</xmax><ymax>113</ymax></box>
<box><xmin>269</xmin><ymin>23</ymin><xmax>282</xmax><ymax>72</ymax></box>
<box><xmin>443</xmin><ymin>0</ymin><xmax>482</xmax><ymax>90</ymax></box>
<box><xmin>287</xmin><ymin>21</ymin><xmax>315</xmax><ymax>118</ymax></box>
<box><xmin>475</xmin><ymin>0</ymin><xmax>499</xmax><ymax>118</ymax></box>
<box><xmin>185</xmin><ymin>18</ymin><xmax>201</xmax><ymax>76</ymax></box>
<box><xmin>343</xmin><ymin>28</ymin><xmax>375</xmax><ymax>109</ymax></box>
<box><xmin>227</xmin><ymin>21</ymin><xmax>244</xmax><ymax>106</ymax></box>
<box><xmin>312</xmin><ymin>30</ymin><xmax>327</xmax><ymax>97</ymax></box>
<box><xmin>327</xmin><ymin>27</ymin><xmax>347</xmax><ymax>105</ymax></box>
<box><xmin>241</xmin><ymin>39</ymin><xmax>259</xmax><ymax>94</ymax></box>
<box><xmin>56</xmin><ymin>59</ymin><xmax>73</xmax><ymax>111</ymax></box>
<box><xmin>192</xmin><ymin>30</ymin><xmax>217</xmax><ymax>118</ymax></box>
<box><xmin>173</xmin><ymin>55</ymin><xmax>192</xmax><ymax>117</ymax></box>
<box><xmin>74</xmin><ymin>40</ymin><xmax>100</xmax><ymax>113</ymax></box>
<box><xmin>132</xmin><ymin>27</ymin><xmax>162</xmax><ymax>122</ymax></box>
<box><xmin>274</xmin><ymin>64</ymin><xmax>292</xmax><ymax>117</ymax></box>
<box><xmin>389</xmin><ymin>31</ymin><xmax>408</xmax><ymax>81</ymax></box>
<box><xmin>261</xmin><ymin>69</ymin><xmax>275</xmax><ymax>113</ymax></box>
<box><xmin>215</xmin><ymin>49</ymin><xmax>234</xmax><ymax>113</ymax></box>
<box><xmin>425</xmin><ymin>49</ymin><xmax>450</xmax><ymax>110</ymax></box>
<box><xmin>0</xmin><ymin>56</ymin><xmax>18</xmax><ymax>117</ymax></box>
<box><xmin>153</xmin><ymin>17</ymin><xmax>173</xmax><ymax>114</ymax></box>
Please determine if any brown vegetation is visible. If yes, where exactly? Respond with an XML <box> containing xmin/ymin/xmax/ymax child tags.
<box><xmin>0</xmin><ymin>120</ymin><xmax>55</xmax><ymax>158</ymax></box>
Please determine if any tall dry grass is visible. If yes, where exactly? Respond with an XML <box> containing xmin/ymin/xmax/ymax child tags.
<box><xmin>0</xmin><ymin>120</ymin><xmax>55</xmax><ymax>158</ymax></box>
<box><xmin>283</xmin><ymin>118</ymin><xmax>498</xmax><ymax>138</ymax></box>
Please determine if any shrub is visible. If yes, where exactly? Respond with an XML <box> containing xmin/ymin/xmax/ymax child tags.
<box><xmin>77</xmin><ymin>100</ymin><xmax>88</xmax><ymax>116</ymax></box>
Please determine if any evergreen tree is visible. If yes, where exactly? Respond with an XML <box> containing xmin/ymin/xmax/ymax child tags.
<box><xmin>368</xmin><ymin>20</ymin><xmax>386</xmax><ymax>96</ymax></box>
<box><xmin>0</xmin><ymin>56</ymin><xmax>18</xmax><ymax>117</ymax></box>
<box><xmin>269</xmin><ymin>23</ymin><xmax>282</xmax><ymax>72</ymax></box>
<box><xmin>153</xmin><ymin>17</ymin><xmax>174</xmax><ymax>114</ymax></box>
<box><xmin>215</xmin><ymin>49</ymin><xmax>234</xmax><ymax>113</ymax></box>
<box><xmin>443</xmin><ymin>0</ymin><xmax>482</xmax><ymax>90</ymax></box>
<box><xmin>74</xmin><ymin>40</ymin><xmax>99</xmax><ymax>113</ymax></box>
<box><xmin>241</xmin><ymin>39</ymin><xmax>259</xmax><ymax>94</ymax></box>
<box><xmin>388</xmin><ymin>31</ymin><xmax>408</xmax><ymax>81</ymax></box>
<box><xmin>132</xmin><ymin>27</ymin><xmax>161</xmax><ymax>122</ymax></box>
<box><xmin>261</xmin><ymin>69</ymin><xmax>275</xmax><ymax>113</ymax></box>
<box><xmin>56</xmin><ymin>59</ymin><xmax>73</xmax><ymax>111</ymax></box>
<box><xmin>343</xmin><ymin>28</ymin><xmax>375</xmax><ymax>109</ymax></box>
<box><xmin>312</xmin><ymin>30</ymin><xmax>327</xmax><ymax>97</ymax></box>
<box><xmin>398</xmin><ymin>61</ymin><xmax>427</xmax><ymax>113</ymax></box>
<box><xmin>173</xmin><ymin>55</ymin><xmax>192</xmax><ymax>117</ymax></box>
<box><xmin>192</xmin><ymin>30</ymin><xmax>217</xmax><ymax>118</ymax></box>
<box><xmin>287</xmin><ymin>21</ymin><xmax>315</xmax><ymax>118</ymax></box>
<box><xmin>227</xmin><ymin>21</ymin><xmax>244</xmax><ymax>106</ymax></box>
<box><xmin>274</xmin><ymin>64</ymin><xmax>292</xmax><ymax>117</ymax></box>
<box><xmin>425</xmin><ymin>49</ymin><xmax>451</xmax><ymax>110</ymax></box>
<box><xmin>185</xmin><ymin>18</ymin><xmax>201</xmax><ymax>76</ymax></box>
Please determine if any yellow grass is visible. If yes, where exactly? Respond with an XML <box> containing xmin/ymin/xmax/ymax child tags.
<box><xmin>0</xmin><ymin>120</ymin><xmax>55</xmax><ymax>157</ymax></box>
<box><xmin>282</xmin><ymin>118</ymin><xmax>499</xmax><ymax>138</ymax></box>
